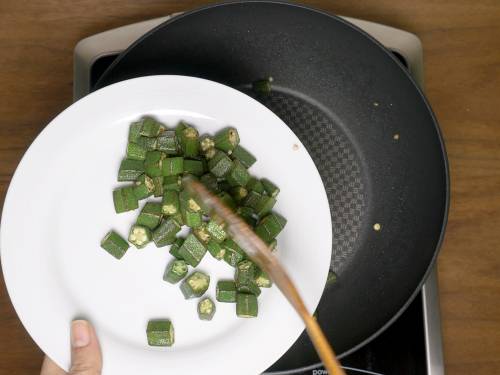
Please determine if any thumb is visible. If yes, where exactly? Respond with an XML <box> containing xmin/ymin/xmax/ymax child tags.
<box><xmin>69</xmin><ymin>320</ymin><xmax>102</xmax><ymax>375</ymax></box>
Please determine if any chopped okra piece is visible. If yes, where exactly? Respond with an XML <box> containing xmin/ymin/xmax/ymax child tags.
<box><xmin>144</xmin><ymin>151</ymin><xmax>165</xmax><ymax>177</ymax></box>
<box><xmin>163</xmin><ymin>175</ymin><xmax>181</xmax><ymax>191</ymax></box>
<box><xmin>140</xmin><ymin>117</ymin><xmax>163</xmax><ymax>137</ymax></box>
<box><xmin>243</xmin><ymin>190</ymin><xmax>262</xmax><ymax>210</ymax></box>
<box><xmin>156</xmin><ymin>130</ymin><xmax>178</xmax><ymax>154</ymax></box>
<box><xmin>181</xmin><ymin>207</ymin><xmax>202</xmax><ymax>228</ymax></box>
<box><xmin>200</xmin><ymin>135</ymin><xmax>215</xmax><ymax>152</ymax></box>
<box><xmin>206</xmin><ymin>220</ymin><xmax>227</xmax><ymax>243</ymax></box>
<box><xmin>180</xmin><ymin>126</ymin><xmax>200</xmax><ymax>157</ymax></box>
<box><xmin>216</xmin><ymin>280</ymin><xmax>237</xmax><ymax>303</ymax></box>
<box><xmin>100</xmin><ymin>230</ymin><xmax>129</xmax><ymax>259</ymax></box>
<box><xmin>153</xmin><ymin>176</ymin><xmax>164</xmax><ymax>197</ymax></box>
<box><xmin>207</xmin><ymin>239</ymin><xmax>225</xmax><ymax>260</ymax></box>
<box><xmin>255</xmin><ymin>195</ymin><xmax>277</xmax><ymax>218</ymax></box>
<box><xmin>175</xmin><ymin>121</ymin><xmax>188</xmax><ymax>139</ymax></box>
<box><xmin>137</xmin><ymin>202</ymin><xmax>163</xmax><ymax>230</ymax></box>
<box><xmin>326</xmin><ymin>271</ymin><xmax>337</xmax><ymax>286</ymax></box>
<box><xmin>179</xmin><ymin>190</ymin><xmax>202</xmax><ymax>212</ymax></box>
<box><xmin>193</xmin><ymin>224</ymin><xmax>210</xmax><ymax>242</ymax></box>
<box><xmin>183</xmin><ymin>159</ymin><xmax>204</xmax><ymax>176</ymax></box>
<box><xmin>128</xmin><ymin>121</ymin><xmax>142</xmax><ymax>143</ymax></box>
<box><xmin>171</xmin><ymin>211</ymin><xmax>184</xmax><ymax>226</ymax></box>
<box><xmin>208</xmin><ymin>151</ymin><xmax>233</xmax><ymax>178</ymax></box>
<box><xmin>198</xmin><ymin>297</ymin><xmax>216</xmax><ymax>321</ymax></box>
<box><xmin>200</xmin><ymin>173</ymin><xmax>220</xmax><ymax>192</ymax></box>
<box><xmin>261</xmin><ymin>178</ymin><xmax>280</xmax><ymax>198</ymax></box>
<box><xmin>230</xmin><ymin>186</ymin><xmax>248</xmax><ymax>203</ymax></box>
<box><xmin>146</xmin><ymin>319</ymin><xmax>174</xmax><ymax>347</ymax></box>
<box><xmin>113</xmin><ymin>186</ymin><xmax>139</xmax><ymax>213</ymax></box>
<box><xmin>162</xmin><ymin>157</ymin><xmax>184</xmax><ymax>176</ymax></box>
<box><xmin>217</xmin><ymin>191</ymin><xmax>237</xmax><ymax>210</ymax></box>
<box><xmin>180</xmin><ymin>271</ymin><xmax>210</xmax><ymax>299</ymax></box>
<box><xmin>162</xmin><ymin>190</ymin><xmax>179</xmax><ymax>215</ymax></box>
<box><xmin>214</xmin><ymin>127</ymin><xmax>239</xmax><ymax>152</ymax></box>
<box><xmin>136</xmin><ymin>135</ymin><xmax>158</xmax><ymax>151</ymax></box>
<box><xmin>126</xmin><ymin>142</ymin><xmax>147</xmax><ymax>161</ymax></box>
<box><xmin>163</xmin><ymin>259</ymin><xmax>188</xmax><ymax>284</ymax></box>
<box><xmin>128</xmin><ymin>224</ymin><xmax>152</xmax><ymax>249</ymax></box>
<box><xmin>169</xmin><ymin>237</ymin><xmax>185</xmax><ymax>259</ymax></box>
<box><xmin>178</xmin><ymin>234</ymin><xmax>207</xmax><ymax>267</ymax></box>
<box><xmin>205</xmin><ymin>147</ymin><xmax>217</xmax><ymax>159</ymax></box>
<box><xmin>118</xmin><ymin>158</ymin><xmax>145</xmax><ymax>181</ymax></box>
<box><xmin>236</xmin><ymin>260</ymin><xmax>257</xmax><ymax>286</ymax></box>
<box><xmin>255</xmin><ymin>212</ymin><xmax>287</xmax><ymax>242</ymax></box>
<box><xmin>152</xmin><ymin>218</ymin><xmax>181</xmax><ymax>247</ymax></box>
<box><xmin>246</xmin><ymin>177</ymin><xmax>265</xmax><ymax>194</ymax></box>
<box><xmin>133</xmin><ymin>174</ymin><xmax>154</xmax><ymax>200</ymax></box>
<box><xmin>254</xmin><ymin>268</ymin><xmax>272</xmax><ymax>288</ymax></box>
<box><xmin>252</xmin><ymin>77</ymin><xmax>273</xmax><ymax>95</ymax></box>
<box><xmin>223</xmin><ymin>239</ymin><xmax>246</xmax><ymax>267</ymax></box>
<box><xmin>231</xmin><ymin>144</ymin><xmax>256</xmax><ymax>168</ymax></box>
<box><xmin>236</xmin><ymin>206</ymin><xmax>257</xmax><ymax>227</ymax></box>
<box><xmin>237</xmin><ymin>281</ymin><xmax>261</xmax><ymax>297</ymax></box>
<box><xmin>236</xmin><ymin>293</ymin><xmax>258</xmax><ymax>318</ymax></box>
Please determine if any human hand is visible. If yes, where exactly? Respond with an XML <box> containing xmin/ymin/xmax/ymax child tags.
<box><xmin>40</xmin><ymin>320</ymin><xmax>102</xmax><ymax>375</ymax></box>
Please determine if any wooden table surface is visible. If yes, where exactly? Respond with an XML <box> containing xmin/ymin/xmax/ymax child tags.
<box><xmin>1</xmin><ymin>1</ymin><xmax>499</xmax><ymax>374</ymax></box>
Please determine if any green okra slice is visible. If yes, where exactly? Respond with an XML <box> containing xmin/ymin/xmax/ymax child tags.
<box><xmin>252</xmin><ymin>77</ymin><xmax>273</xmax><ymax>95</ymax></box>
<box><xmin>236</xmin><ymin>293</ymin><xmax>258</xmax><ymax>318</ymax></box>
<box><xmin>214</xmin><ymin>127</ymin><xmax>239</xmax><ymax>153</ymax></box>
<box><xmin>193</xmin><ymin>224</ymin><xmax>211</xmax><ymax>244</ymax></box>
<box><xmin>162</xmin><ymin>157</ymin><xmax>184</xmax><ymax>176</ymax></box>
<box><xmin>198</xmin><ymin>297</ymin><xmax>216</xmax><ymax>321</ymax></box>
<box><xmin>181</xmin><ymin>207</ymin><xmax>202</xmax><ymax>228</ymax></box>
<box><xmin>136</xmin><ymin>135</ymin><xmax>158</xmax><ymax>151</ymax></box>
<box><xmin>207</xmin><ymin>239</ymin><xmax>225</xmax><ymax>260</ymax></box>
<box><xmin>178</xmin><ymin>234</ymin><xmax>207</xmax><ymax>267</ymax></box>
<box><xmin>126</xmin><ymin>142</ymin><xmax>147</xmax><ymax>161</ymax></box>
<box><xmin>246</xmin><ymin>177</ymin><xmax>265</xmax><ymax>194</ymax></box>
<box><xmin>216</xmin><ymin>280</ymin><xmax>237</xmax><ymax>303</ymax></box>
<box><xmin>180</xmin><ymin>126</ymin><xmax>200</xmax><ymax>157</ymax></box>
<box><xmin>156</xmin><ymin>130</ymin><xmax>178</xmax><ymax>154</ymax></box>
<box><xmin>255</xmin><ymin>212</ymin><xmax>287</xmax><ymax>242</ymax></box>
<box><xmin>163</xmin><ymin>175</ymin><xmax>181</xmax><ymax>191</ymax></box>
<box><xmin>217</xmin><ymin>192</ymin><xmax>236</xmax><ymax>211</ymax></box>
<box><xmin>223</xmin><ymin>238</ymin><xmax>246</xmax><ymax>267</ymax></box>
<box><xmin>144</xmin><ymin>151</ymin><xmax>165</xmax><ymax>177</ymax></box>
<box><xmin>261</xmin><ymin>178</ymin><xmax>280</xmax><ymax>198</ymax></box>
<box><xmin>183</xmin><ymin>159</ymin><xmax>204</xmax><ymax>176</ymax></box>
<box><xmin>236</xmin><ymin>206</ymin><xmax>257</xmax><ymax>227</ymax></box>
<box><xmin>128</xmin><ymin>224</ymin><xmax>152</xmax><ymax>249</ymax></box>
<box><xmin>139</xmin><ymin>117</ymin><xmax>163</xmax><ymax>137</ymax></box>
<box><xmin>169</xmin><ymin>237</ymin><xmax>185</xmax><ymax>259</ymax></box>
<box><xmin>254</xmin><ymin>268</ymin><xmax>273</xmax><ymax>288</ymax></box>
<box><xmin>118</xmin><ymin>158</ymin><xmax>145</xmax><ymax>181</ymax></box>
<box><xmin>128</xmin><ymin>121</ymin><xmax>142</xmax><ymax>143</ymax></box>
<box><xmin>100</xmin><ymin>230</ymin><xmax>129</xmax><ymax>259</ymax></box>
<box><xmin>133</xmin><ymin>174</ymin><xmax>155</xmax><ymax>200</ymax></box>
<box><xmin>163</xmin><ymin>259</ymin><xmax>188</xmax><ymax>284</ymax></box>
<box><xmin>200</xmin><ymin>173</ymin><xmax>220</xmax><ymax>193</ymax></box>
<box><xmin>146</xmin><ymin>319</ymin><xmax>174</xmax><ymax>347</ymax></box>
<box><xmin>175</xmin><ymin>121</ymin><xmax>187</xmax><ymax>139</ymax></box>
<box><xmin>235</xmin><ymin>260</ymin><xmax>257</xmax><ymax>286</ymax></box>
<box><xmin>230</xmin><ymin>186</ymin><xmax>248</xmax><ymax>203</ymax></box>
<box><xmin>242</xmin><ymin>190</ymin><xmax>262</xmax><ymax>210</ymax></box>
<box><xmin>205</xmin><ymin>147</ymin><xmax>217</xmax><ymax>159</ymax></box>
<box><xmin>180</xmin><ymin>271</ymin><xmax>210</xmax><ymax>299</ymax></box>
<box><xmin>137</xmin><ymin>202</ymin><xmax>163</xmax><ymax>230</ymax></box>
<box><xmin>162</xmin><ymin>190</ymin><xmax>179</xmax><ymax>215</ymax></box>
<box><xmin>152</xmin><ymin>218</ymin><xmax>181</xmax><ymax>247</ymax></box>
<box><xmin>208</xmin><ymin>151</ymin><xmax>233</xmax><ymax>178</ymax></box>
<box><xmin>231</xmin><ymin>144</ymin><xmax>256</xmax><ymax>168</ymax></box>
<box><xmin>255</xmin><ymin>195</ymin><xmax>277</xmax><ymax>218</ymax></box>
<box><xmin>326</xmin><ymin>271</ymin><xmax>337</xmax><ymax>286</ymax></box>
<box><xmin>237</xmin><ymin>282</ymin><xmax>261</xmax><ymax>297</ymax></box>
<box><xmin>171</xmin><ymin>212</ymin><xmax>184</xmax><ymax>226</ymax></box>
<box><xmin>199</xmin><ymin>135</ymin><xmax>215</xmax><ymax>152</ymax></box>
<box><xmin>153</xmin><ymin>176</ymin><xmax>164</xmax><ymax>197</ymax></box>
<box><xmin>113</xmin><ymin>186</ymin><xmax>139</xmax><ymax>213</ymax></box>
<box><xmin>206</xmin><ymin>220</ymin><xmax>227</xmax><ymax>243</ymax></box>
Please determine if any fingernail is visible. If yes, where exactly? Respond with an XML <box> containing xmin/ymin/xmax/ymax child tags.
<box><xmin>71</xmin><ymin>320</ymin><xmax>91</xmax><ymax>348</ymax></box>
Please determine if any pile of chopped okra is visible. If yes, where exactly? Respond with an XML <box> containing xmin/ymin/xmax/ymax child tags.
<box><xmin>100</xmin><ymin>117</ymin><xmax>287</xmax><ymax>347</ymax></box>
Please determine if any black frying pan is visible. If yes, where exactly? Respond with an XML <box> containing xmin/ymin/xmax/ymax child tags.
<box><xmin>95</xmin><ymin>1</ymin><xmax>449</xmax><ymax>372</ymax></box>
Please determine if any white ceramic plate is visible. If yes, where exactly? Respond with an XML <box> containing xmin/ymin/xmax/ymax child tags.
<box><xmin>1</xmin><ymin>76</ymin><xmax>332</xmax><ymax>375</ymax></box>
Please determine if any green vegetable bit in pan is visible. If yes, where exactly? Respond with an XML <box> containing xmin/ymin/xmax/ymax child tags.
<box><xmin>146</xmin><ymin>319</ymin><xmax>174</xmax><ymax>347</ymax></box>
